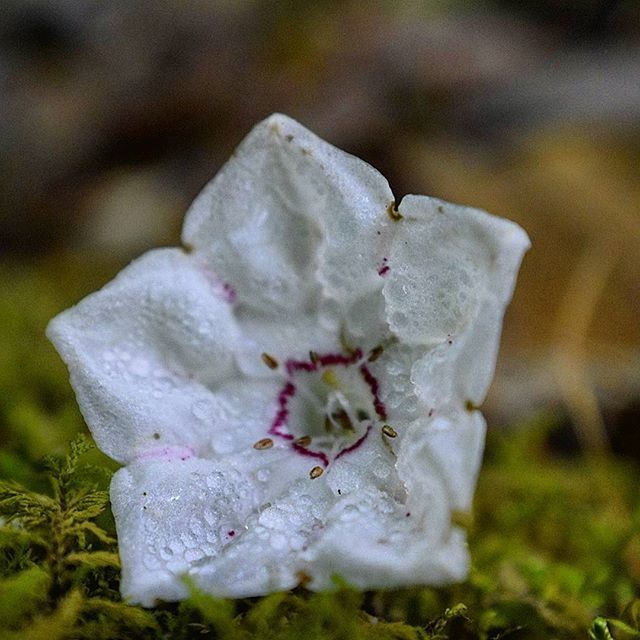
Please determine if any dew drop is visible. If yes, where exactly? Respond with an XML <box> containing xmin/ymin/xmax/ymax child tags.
<box><xmin>256</xmin><ymin>469</ymin><xmax>271</xmax><ymax>482</ymax></box>
<box><xmin>191</xmin><ymin>399</ymin><xmax>211</xmax><ymax>420</ymax></box>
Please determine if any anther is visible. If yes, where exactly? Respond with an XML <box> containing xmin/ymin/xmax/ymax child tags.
<box><xmin>382</xmin><ymin>425</ymin><xmax>397</xmax><ymax>438</ymax></box>
<box><xmin>332</xmin><ymin>409</ymin><xmax>354</xmax><ymax>431</ymax></box>
<box><xmin>309</xmin><ymin>351</ymin><xmax>320</xmax><ymax>364</ymax></box>
<box><xmin>295</xmin><ymin>435</ymin><xmax>312</xmax><ymax>447</ymax></box>
<box><xmin>324</xmin><ymin>415</ymin><xmax>334</xmax><ymax>433</ymax></box>
<box><xmin>253</xmin><ymin>438</ymin><xmax>274</xmax><ymax>450</ymax></box>
<box><xmin>356</xmin><ymin>409</ymin><xmax>370</xmax><ymax>421</ymax></box>
<box><xmin>368</xmin><ymin>345</ymin><xmax>384</xmax><ymax>362</ymax></box>
<box><xmin>261</xmin><ymin>353</ymin><xmax>279</xmax><ymax>369</ymax></box>
<box><xmin>309</xmin><ymin>466</ymin><xmax>324</xmax><ymax>479</ymax></box>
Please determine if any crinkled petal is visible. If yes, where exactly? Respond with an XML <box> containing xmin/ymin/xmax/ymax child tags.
<box><xmin>182</xmin><ymin>114</ymin><xmax>395</xmax><ymax>315</ymax></box>
<box><xmin>111</xmin><ymin>458</ymin><xmax>259</xmax><ymax>606</ymax></box>
<box><xmin>398</xmin><ymin>411</ymin><xmax>486</xmax><ymax>515</ymax></box>
<box><xmin>47</xmin><ymin>248</ymin><xmax>242</xmax><ymax>463</ymax></box>
<box><xmin>383</xmin><ymin>195</ymin><xmax>530</xmax><ymax>407</ymax></box>
<box><xmin>305</xmin><ymin>475</ymin><xmax>467</xmax><ymax>590</ymax></box>
<box><xmin>191</xmin><ymin>480</ymin><xmax>333</xmax><ymax>597</ymax></box>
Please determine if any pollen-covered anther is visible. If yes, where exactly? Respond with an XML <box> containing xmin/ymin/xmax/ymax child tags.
<box><xmin>253</xmin><ymin>437</ymin><xmax>274</xmax><ymax>450</ymax></box>
<box><xmin>382</xmin><ymin>424</ymin><xmax>397</xmax><ymax>438</ymax></box>
<box><xmin>294</xmin><ymin>435</ymin><xmax>312</xmax><ymax>447</ymax></box>
<box><xmin>309</xmin><ymin>466</ymin><xmax>324</xmax><ymax>479</ymax></box>
<box><xmin>261</xmin><ymin>352</ymin><xmax>279</xmax><ymax>369</ymax></box>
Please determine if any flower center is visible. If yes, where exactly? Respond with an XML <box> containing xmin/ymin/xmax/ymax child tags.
<box><xmin>267</xmin><ymin>348</ymin><xmax>387</xmax><ymax>466</ymax></box>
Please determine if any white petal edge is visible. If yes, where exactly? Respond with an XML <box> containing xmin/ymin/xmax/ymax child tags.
<box><xmin>47</xmin><ymin>248</ymin><xmax>241</xmax><ymax>463</ymax></box>
<box><xmin>182</xmin><ymin>113</ymin><xmax>395</xmax><ymax>316</ymax></box>
<box><xmin>384</xmin><ymin>195</ymin><xmax>530</xmax><ymax>408</ymax></box>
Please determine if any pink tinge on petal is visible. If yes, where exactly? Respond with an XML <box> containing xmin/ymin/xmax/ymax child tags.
<box><xmin>136</xmin><ymin>445</ymin><xmax>196</xmax><ymax>462</ymax></box>
<box><xmin>222</xmin><ymin>282</ymin><xmax>237</xmax><ymax>303</ymax></box>
<box><xmin>197</xmin><ymin>261</ymin><xmax>237</xmax><ymax>304</ymax></box>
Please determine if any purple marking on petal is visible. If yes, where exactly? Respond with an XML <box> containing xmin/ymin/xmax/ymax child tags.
<box><xmin>227</xmin><ymin>530</ymin><xmax>236</xmax><ymax>537</ymax></box>
<box><xmin>377</xmin><ymin>257</ymin><xmax>390</xmax><ymax>276</ymax></box>
<box><xmin>318</xmin><ymin>349</ymin><xmax>363</xmax><ymax>367</ymax></box>
<box><xmin>335</xmin><ymin>425</ymin><xmax>372</xmax><ymax>459</ymax></box>
<box><xmin>292</xmin><ymin>443</ymin><xmax>329</xmax><ymax>467</ymax></box>
<box><xmin>222</xmin><ymin>283</ymin><xmax>237</xmax><ymax>303</ymax></box>
<box><xmin>268</xmin><ymin>348</ymin><xmax>386</xmax><ymax>466</ymax></box>
<box><xmin>269</xmin><ymin>381</ymin><xmax>296</xmax><ymax>437</ymax></box>
<box><xmin>359</xmin><ymin>364</ymin><xmax>388</xmax><ymax>420</ymax></box>
<box><xmin>136</xmin><ymin>445</ymin><xmax>196</xmax><ymax>462</ymax></box>
<box><xmin>286</xmin><ymin>359</ymin><xmax>317</xmax><ymax>375</ymax></box>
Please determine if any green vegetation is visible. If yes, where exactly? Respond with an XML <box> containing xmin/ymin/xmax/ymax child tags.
<box><xmin>0</xmin><ymin>255</ymin><xmax>638</xmax><ymax>639</ymax></box>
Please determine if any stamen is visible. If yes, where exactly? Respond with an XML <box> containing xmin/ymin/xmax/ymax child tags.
<box><xmin>295</xmin><ymin>435</ymin><xmax>312</xmax><ymax>447</ymax></box>
<box><xmin>261</xmin><ymin>353</ymin><xmax>279</xmax><ymax>369</ymax></box>
<box><xmin>356</xmin><ymin>409</ymin><xmax>370</xmax><ymax>421</ymax></box>
<box><xmin>382</xmin><ymin>424</ymin><xmax>397</xmax><ymax>438</ymax></box>
<box><xmin>332</xmin><ymin>408</ymin><xmax>354</xmax><ymax>431</ymax></box>
<box><xmin>253</xmin><ymin>438</ymin><xmax>274</xmax><ymax>450</ymax></box>
<box><xmin>324</xmin><ymin>415</ymin><xmax>334</xmax><ymax>433</ymax></box>
<box><xmin>309</xmin><ymin>466</ymin><xmax>324</xmax><ymax>479</ymax></box>
<box><xmin>368</xmin><ymin>345</ymin><xmax>384</xmax><ymax>362</ymax></box>
<box><xmin>309</xmin><ymin>351</ymin><xmax>320</xmax><ymax>364</ymax></box>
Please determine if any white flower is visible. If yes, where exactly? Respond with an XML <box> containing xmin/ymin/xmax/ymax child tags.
<box><xmin>47</xmin><ymin>114</ymin><xmax>529</xmax><ymax>606</ymax></box>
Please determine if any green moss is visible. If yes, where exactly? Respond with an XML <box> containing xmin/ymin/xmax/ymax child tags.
<box><xmin>0</xmin><ymin>255</ymin><xmax>639</xmax><ymax>638</ymax></box>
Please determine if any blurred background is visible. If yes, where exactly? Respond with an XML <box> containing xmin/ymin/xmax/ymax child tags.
<box><xmin>1</xmin><ymin>0</ymin><xmax>639</xmax><ymax>460</ymax></box>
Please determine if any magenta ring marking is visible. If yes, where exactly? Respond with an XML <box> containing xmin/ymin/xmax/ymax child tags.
<box><xmin>292</xmin><ymin>443</ymin><xmax>330</xmax><ymax>466</ymax></box>
<box><xmin>359</xmin><ymin>364</ymin><xmax>387</xmax><ymax>420</ymax></box>
<box><xmin>335</xmin><ymin>425</ymin><xmax>373</xmax><ymax>459</ymax></box>
<box><xmin>268</xmin><ymin>349</ymin><xmax>387</xmax><ymax>467</ymax></box>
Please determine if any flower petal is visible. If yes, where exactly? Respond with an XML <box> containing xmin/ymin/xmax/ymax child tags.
<box><xmin>383</xmin><ymin>196</ymin><xmax>529</xmax><ymax>407</ymax></box>
<box><xmin>47</xmin><ymin>248</ymin><xmax>241</xmax><ymax>463</ymax></box>
<box><xmin>111</xmin><ymin>458</ymin><xmax>259</xmax><ymax>606</ymax></box>
<box><xmin>302</xmin><ymin>424</ymin><xmax>468</xmax><ymax>590</ymax></box>
<box><xmin>398</xmin><ymin>410</ymin><xmax>486</xmax><ymax>517</ymax></box>
<box><xmin>305</xmin><ymin>478</ymin><xmax>468</xmax><ymax>590</ymax></box>
<box><xmin>182</xmin><ymin>114</ymin><xmax>395</xmax><ymax>316</ymax></box>
<box><xmin>191</xmin><ymin>480</ymin><xmax>333</xmax><ymax>597</ymax></box>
